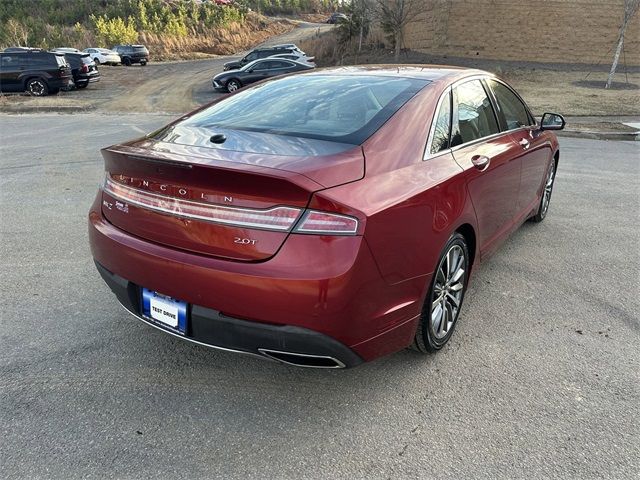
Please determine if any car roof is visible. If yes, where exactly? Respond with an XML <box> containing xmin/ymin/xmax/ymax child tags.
<box><xmin>3</xmin><ymin>47</ymin><xmax>46</xmax><ymax>53</ymax></box>
<box><xmin>254</xmin><ymin>45</ymin><xmax>293</xmax><ymax>51</ymax></box>
<box><xmin>305</xmin><ymin>65</ymin><xmax>491</xmax><ymax>83</ymax></box>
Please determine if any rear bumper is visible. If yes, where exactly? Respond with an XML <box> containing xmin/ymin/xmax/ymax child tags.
<box><xmin>88</xmin><ymin>194</ymin><xmax>425</xmax><ymax>364</ymax></box>
<box><xmin>95</xmin><ymin>261</ymin><xmax>363</xmax><ymax>368</ymax></box>
<box><xmin>75</xmin><ymin>73</ymin><xmax>101</xmax><ymax>84</ymax></box>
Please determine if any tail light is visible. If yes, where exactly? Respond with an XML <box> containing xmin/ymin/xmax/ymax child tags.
<box><xmin>81</xmin><ymin>64</ymin><xmax>89</xmax><ymax>73</ymax></box>
<box><xmin>102</xmin><ymin>174</ymin><xmax>359</xmax><ymax>236</ymax></box>
<box><xmin>293</xmin><ymin>211</ymin><xmax>358</xmax><ymax>235</ymax></box>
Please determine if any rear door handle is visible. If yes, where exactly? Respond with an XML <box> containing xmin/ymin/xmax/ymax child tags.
<box><xmin>471</xmin><ymin>155</ymin><xmax>491</xmax><ymax>171</ymax></box>
<box><xmin>519</xmin><ymin>138</ymin><xmax>530</xmax><ymax>149</ymax></box>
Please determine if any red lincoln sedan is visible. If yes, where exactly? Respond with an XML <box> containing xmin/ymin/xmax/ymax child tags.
<box><xmin>89</xmin><ymin>66</ymin><xmax>565</xmax><ymax>368</ymax></box>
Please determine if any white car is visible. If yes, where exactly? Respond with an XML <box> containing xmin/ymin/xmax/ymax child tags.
<box><xmin>83</xmin><ymin>48</ymin><xmax>121</xmax><ymax>65</ymax></box>
<box><xmin>268</xmin><ymin>53</ymin><xmax>315</xmax><ymax>66</ymax></box>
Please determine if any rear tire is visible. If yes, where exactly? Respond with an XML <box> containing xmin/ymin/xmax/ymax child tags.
<box><xmin>93</xmin><ymin>58</ymin><xmax>101</xmax><ymax>65</ymax></box>
<box><xmin>530</xmin><ymin>159</ymin><xmax>556</xmax><ymax>223</ymax></box>
<box><xmin>412</xmin><ymin>233</ymin><xmax>469</xmax><ymax>353</ymax></box>
<box><xmin>226</xmin><ymin>79</ymin><xmax>241</xmax><ymax>92</ymax></box>
<box><xmin>25</xmin><ymin>78</ymin><xmax>48</xmax><ymax>96</ymax></box>
<box><xmin>76</xmin><ymin>82</ymin><xmax>88</xmax><ymax>89</ymax></box>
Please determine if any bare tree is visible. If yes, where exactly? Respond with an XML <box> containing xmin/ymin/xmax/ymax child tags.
<box><xmin>606</xmin><ymin>0</ymin><xmax>640</xmax><ymax>88</ymax></box>
<box><xmin>376</xmin><ymin>0</ymin><xmax>421</xmax><ymax>62</ymax></box>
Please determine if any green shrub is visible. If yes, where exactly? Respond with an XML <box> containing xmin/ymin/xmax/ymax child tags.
<box><xmin>91</xmin><ymin>14</ymin><xmax>138</xmax><ymax>47</ymax></box>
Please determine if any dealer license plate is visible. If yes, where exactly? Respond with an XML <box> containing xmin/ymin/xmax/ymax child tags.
<box><xmin>141</xmin><ymin>288</ymin><xmax>187</xmax><ymax>334</ymax></box>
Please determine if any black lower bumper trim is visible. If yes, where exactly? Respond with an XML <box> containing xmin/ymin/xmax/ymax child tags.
<box><xmin>95</xmin><ymin>261</ymin><xmax>363</xmax><ymax>368</ymax></box>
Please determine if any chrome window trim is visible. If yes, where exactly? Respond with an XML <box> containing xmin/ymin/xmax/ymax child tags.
<box><xmin>423</xmin><ymin>86</ymin><xmax>452</xmax><ymax>161</ymax></box>
<box><xmin>424</xmin><ymin>74</ymin><xmax>538</xmax><ymax>159</ymax></box>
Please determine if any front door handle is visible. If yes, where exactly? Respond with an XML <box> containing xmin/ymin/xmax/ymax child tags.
<box><xmin>471</xmin><ymin>155</ymin><xmax>491</xmax><ymax>171</ymax></box>
<box><xmin>519</xmin><ymin>138</ymin><xmax>530</xmax><ymax>149</ymax></box>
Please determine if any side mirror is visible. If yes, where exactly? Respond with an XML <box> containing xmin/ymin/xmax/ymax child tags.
<box><xmin>540</xmin><ymin>112</ymin><xmax>565</xmax><ymax>131</ymax></box>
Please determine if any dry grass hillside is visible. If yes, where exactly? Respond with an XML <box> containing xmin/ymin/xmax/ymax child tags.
<box><xmin>141</xmin><ymin>13</ymin><xmax>297</xmax><ymax>61</ymax></box>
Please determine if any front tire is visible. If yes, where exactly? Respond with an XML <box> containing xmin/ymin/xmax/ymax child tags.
<box><xmin>530</xmin><ymin>159</ymin><xmax>556</xmax><ymax>223</ymax></box>
<box><xmin>123</xmin><ymin>57</ymin><xmax>131</xmax><ymax>66</ymax></box>
<box><xmin>140</xmin><ymin>60</ymin><xmax>147</xmax><ymax>66</ymax></box>
<box><xmin>226</xmin><ymin>79</ymin><xmax>241</xmax><ymax>92</ymax></box>
<box><xmin>412</xmin><ymin>233</ymin><xmax>469</xmax><ymax>353</ymax></box>
<box><xmin>26</xmin><ymin>78</ymin><xmax>48</xmax><ymax>96</ymax></box>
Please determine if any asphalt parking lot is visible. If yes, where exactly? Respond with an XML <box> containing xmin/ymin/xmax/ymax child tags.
<box><xmin>0</xmin><ymin>114</ymin><xmax>638</xmax><ymax>479</ymax></box>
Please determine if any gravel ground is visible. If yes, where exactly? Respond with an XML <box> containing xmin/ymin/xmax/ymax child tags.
<box><xmin>0</xmin><ymin>114</ymin><xmax>639</xmax><ymax>479</ymax></box>
<box><xmin>0</xmin><ymin>22</ymin><xmax>332</xmax><ymax>115</ymax></box>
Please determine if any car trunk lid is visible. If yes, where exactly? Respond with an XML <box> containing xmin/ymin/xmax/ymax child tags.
<box><xmin>100</xmin><ymin>128</ymin><xmax>364</xmax><ymax>261</ymax></box>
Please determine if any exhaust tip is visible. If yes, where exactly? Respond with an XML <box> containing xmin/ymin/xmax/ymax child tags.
<box><xmin>258</xmin><ymin>348</ymin><xmax>345</xmax><ymax>369</ymax></box>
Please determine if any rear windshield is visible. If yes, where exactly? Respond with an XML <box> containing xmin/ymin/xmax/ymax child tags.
<box><xmin>179</xmin><ymin>75</ymin><xmax>428</xmax><ymax>144</ymax></box>
<box><xmin>133</xmin><ymin>46</ymin><xmax>147</xmax><ymax>52</ymax></box>
<box><xmin>54</xmin><ymin>55</ymin><xmax>67</xmax><ymax>67</ymax></box>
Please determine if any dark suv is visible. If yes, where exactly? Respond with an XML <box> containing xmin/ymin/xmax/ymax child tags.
<box><xmin>223</xmin><ymin>45</ymin><xmax>300</xmax><ymax>71</ymax></box>
<box><xmin>0</xmin><ymin>50</ymin><xmax>72</xmax><ymax>96</ymax></box>
<box><xmin>112</xmin><ymin>45</ymin><xmax>149</xmax><ymax>66</ymax></box>
<box><xmin>64</xmin><ymin>53</ymin><xmax>100</xmax><ymax>89</ymax></box>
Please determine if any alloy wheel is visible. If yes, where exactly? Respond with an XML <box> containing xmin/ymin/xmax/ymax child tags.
<box><xmin>431</xmin><ymin>244</ymin><xmax>466</xmax><ymax>339</ymax></box>
<box><xmin>27</xmin><ymin>79</ymin><xmax>46</xmax><ymax>96</ymax></box>
<box><xmin>227</xmin><ymin>80</ymin><xmax>240</xmax><ymax>92</ymax></box>
<box><xmin>540</xmin><ymin>162</ymin><xmax>555</xmax><ymax>217</ymax></box>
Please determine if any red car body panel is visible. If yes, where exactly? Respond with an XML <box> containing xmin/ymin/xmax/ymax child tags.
<box><xmin>88</xmin><ymin>66</ymin><xmax>560</xmax><ymax>367</ymax></box>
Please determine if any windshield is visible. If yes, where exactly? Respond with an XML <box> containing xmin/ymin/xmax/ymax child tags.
<box><xmin>179</xmin><ymin>74</ymin><xmax>429</xmax><ymax>144</ymax></box>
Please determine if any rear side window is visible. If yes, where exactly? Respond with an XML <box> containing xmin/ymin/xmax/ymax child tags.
<box><xmin>28</xmin><ymin>54</ymin><xmax>53</xmax><ymax>67</ymax></box>
<box><xmin>451</xmin><ymin>80</ymin><xmax>499</xmax><ymax>146</ymax></box>
<box><xmin>0</xmin><ymin>54</ymin><xmax>21</xmax><ymax>68</ymax></box>
<box><xmin>269</xmin><ymin>61</ymin><xmax>291</xmax><ymax>69</ymax></box>
<box><xmin>252</xmin><ymin>61</ymin><xmax>270</xmax><ymax>71</ymax></box>
<box><xmin>429</xmin><ymin>90</ymin><xmax>452</xmax><ymax>155</ymax></box>
<box><xmin>488</xmin><ymin>79</ymin><xmax>533</xmax><ymax>130</ymax></box>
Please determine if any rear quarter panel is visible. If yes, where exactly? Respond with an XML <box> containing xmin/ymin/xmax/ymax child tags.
<box><xmin>320</xmin><ymin>81</ymin><xmax>479</xmax><ymax>285</ymax></box>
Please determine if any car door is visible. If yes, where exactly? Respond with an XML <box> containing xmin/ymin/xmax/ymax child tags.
<box><xmin>486</xmin><ymin>79</ymin><xmax>552</xmax><ymax>216</ymax></box>
<box><xmin>243</xmin><ymin>60</ymin><xmax>271</xmax><ymax>85</ymax></box>
<box><xmin>0</xmin><ymin>54</ymin><xmax>22</xmax><ymax>91</ymax></box>
<box><xmin>450</xmin><ymin>79</ymin><xmax>522</xmax><ymax>254</ymax></box>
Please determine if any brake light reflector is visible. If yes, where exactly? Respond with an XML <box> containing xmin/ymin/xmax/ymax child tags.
<box><xmin>294</xmin><ymin>210</ymin><xmax>358</xmax><ymax>235</ymax></box>
<box><xmin>103</xmin><ymin>176</ymin><xmax>301</xmax><ymax>231</ymax></box>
